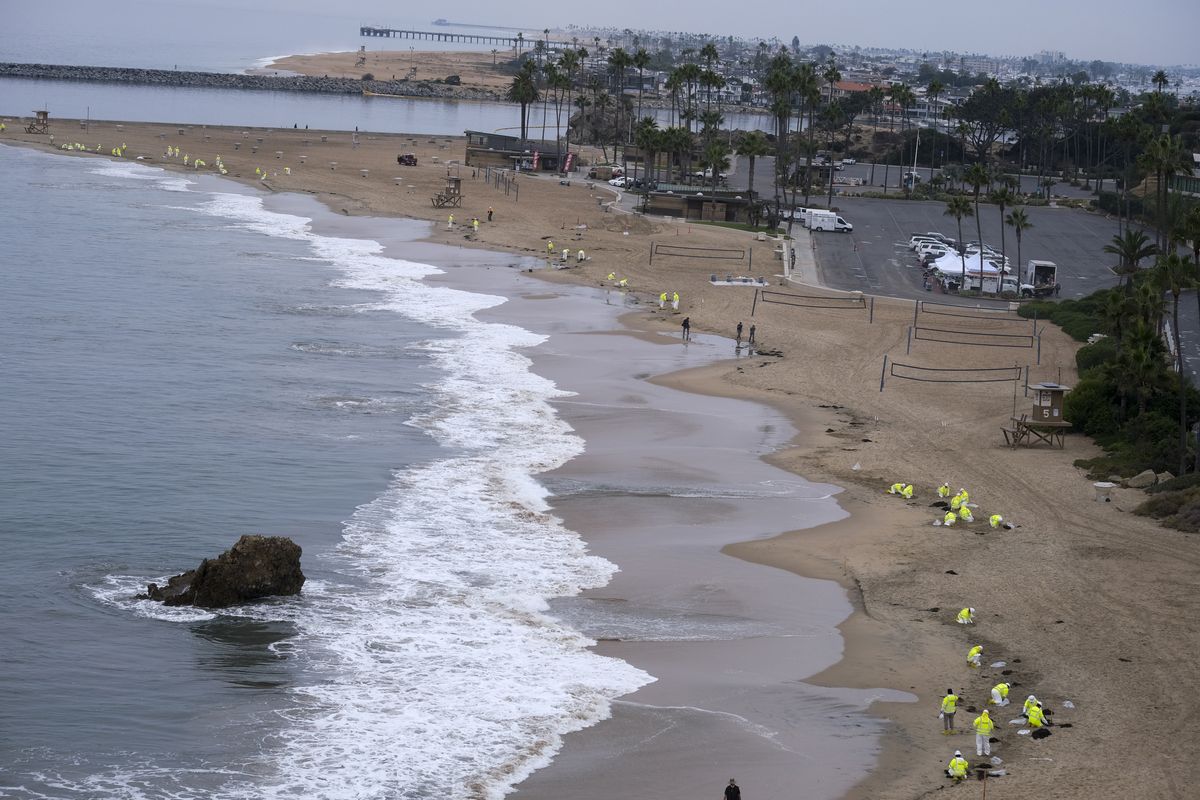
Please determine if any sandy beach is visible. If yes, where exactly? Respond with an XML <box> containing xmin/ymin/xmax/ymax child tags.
<box><xmin>6</xmin><ymin>115</ymin><xmax>1200</xmax><ymax>798</ymax></box>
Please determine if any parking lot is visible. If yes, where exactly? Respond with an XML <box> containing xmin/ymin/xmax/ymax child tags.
<box><xmin>730</xmin><ymin>155</ymin><xmax>1098</xmax><ymax>201</ymax></box>
<box><xmin>806</xmin><ymin>197</ymin><xmax>1124</xmax><ymax>301</ymax></box>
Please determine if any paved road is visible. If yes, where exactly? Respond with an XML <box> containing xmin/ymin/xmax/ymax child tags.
<box><xmin>807</xmin><ymin>197</ymin><xmax>1123</xmax><ymax>301</ymax></box>
<box><xmin>1176</xmin><ymin>290</ymin><xmax>1200</xmax><ymax>387</ymax></box>
<box><xmin>729</xmin><ymin>156</ymin><xmax>1099</xmax><ymax>201</ymax></box>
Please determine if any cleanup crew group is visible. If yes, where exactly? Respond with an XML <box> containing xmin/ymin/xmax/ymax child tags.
<box><xmin>885</xmin><ymin>479</ymin><xmax>1060</xmax><ymax>784</ymax></box>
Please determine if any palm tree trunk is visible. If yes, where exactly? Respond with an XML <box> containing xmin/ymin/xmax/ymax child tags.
<box><xmin>1176</xmin><ymin>295</ymin><xmax>1189</xmax><ymax>474</ymax></box>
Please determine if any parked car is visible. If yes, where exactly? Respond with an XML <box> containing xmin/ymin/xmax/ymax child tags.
<box><xmin>841</xmin><ymin>158</ymin><xmax>856</xmax><ymax>165</ymax></box>
<box><xmin>397</xmin><ymin>153</ymin><xmax>418</xmax><ymax>166</ymax></box>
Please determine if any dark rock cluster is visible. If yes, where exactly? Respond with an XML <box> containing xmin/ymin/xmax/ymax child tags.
<box><xmin>142</xmin><ymin>535</ymin><xmax>305</xmax><ymax>609</ymax></box>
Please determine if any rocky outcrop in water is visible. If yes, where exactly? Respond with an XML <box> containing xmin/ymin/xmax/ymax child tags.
<box><xmin>143</xmin><ymin>535</ymin><xmax>305</xmax><ymax>608</ymax></box>
<box><xmin>0</xmin><ymin>63</ymin><xmax>503</xmax><ymax>101</ymax></box>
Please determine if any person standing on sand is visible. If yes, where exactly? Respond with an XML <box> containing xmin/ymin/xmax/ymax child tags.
<box><xmin>940</xmin><ymin>689</ymin><xmax>959</xmax><ymax>734</ymax></box>
<box><xmin>736</xmin><ymin>321</ymin><xmax>743</xmax><ymax>343</ymax></box>
<box><xmin>682</xmin><ymin>317</ymin><xmax>691</xmax><ymax>341</ymax></box>
<box><xmin>724</xmin><ymin>779</ymin><xmax>741</xmax><ymax>800</ymax></box>
<box><xmin>672</xmin><ymin>291</ymin><xmax>680</xmax><ymax>311</ymax></box>
<box><xmin>972</xmin><ymin>709</ymin><xmax>994</xmax><ymax>756</ymax></box>
<box><xmin>748</xmin><ymin>325</ymin><xmax>755</xmax><ymax>346</ymax></box>
<box><xmin>487</xmin><ymin>207</ymin><xmax>493</xmax><ymax>222</ymax></box>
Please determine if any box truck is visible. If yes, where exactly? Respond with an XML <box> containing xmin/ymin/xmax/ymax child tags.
<box><xmin>809</xmin><ymin>210</ymin><xmax>853</xmax><ymax>232</ymax></box>
<box><xmin>1020</xmin><ymin>260</ymin><xmax>1059</xmax><ymax>297</ymax></box>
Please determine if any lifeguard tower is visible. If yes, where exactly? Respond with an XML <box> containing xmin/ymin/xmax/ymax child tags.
<box><xmin>431</xmin><ymin>174</ymin><xmax>463</xmax><ymax>208</ymax></box>
<box><xmin>1002</xmin><ymin>382</ymin><xmax>1072</xmax><ymax>448</ymax></box>
<box><xmin>25</xmin><ymin>110</ymin><xmax>50</xmax><ymax>135</ymax></box>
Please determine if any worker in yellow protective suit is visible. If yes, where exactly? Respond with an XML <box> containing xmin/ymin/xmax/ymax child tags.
<box><xmin>943</xmin><ymin>510</ymin><xmax>957</xmax><ymax>526</ymax></box>
<box><xmin>967</xmin><ymin>644</ymin><xmax>983</xmax><ymax>668</ymax></box>
<box><xmin>946</xmin><ymin>751</ymin><xmax>969</xmax><ymax>782</ymax></box>
<box><xmin>888</xmin><ymin>482</ymin><xmax>906</xmax><ymax>495</ymax></box>
<box><xmin>1023</xmin><ymin>695</ymin><xmax>1038</xmax><ymax>717</ymax></box>
<box><xmin>938</xmin><ymin>482</ymin><xmax>951</xmax><ymax>498</ymax></box>
<box><xmin>940</xmin><ymin>689</ymin><xmax>959</xmax><ymax>734</ymax></box>
<box><xmin>957</xmin><ymin>607</ymin><xmax>975</xmax><ymax>625</ymax></box>
<box><xmin>990</xmin><ymin>682</ymin><xmax>1010</xmax><ymax>706</ymax></box>
<box><xmin>1027</xmin><ymin>702</ymin><xmax>1048</xmax><ymax>729</ymax></box>
<box><xmin>972</xmin><ymin>710</ymin><xmax>994</xmax><ymax>756</ymax></box>
<box><xmin>989</xmin><ymin>514</ymin><xmax>1004</xmax><ymax>528</ymax></box>
<box><xmin>958</xmin><ymin>504</ymin><xmax>974</xmax><ymax>522</ymax></box>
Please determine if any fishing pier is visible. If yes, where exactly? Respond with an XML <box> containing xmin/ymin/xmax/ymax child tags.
<box><xmin>360</xmin><ymin>27</ymin><xmax>517</xmax><ymax>46</ymax></box>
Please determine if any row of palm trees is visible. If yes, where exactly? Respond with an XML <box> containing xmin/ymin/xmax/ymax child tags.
<box><xmin>507</xmin><ymin>41</ymin><xmax>727</xmax><ymax>179</ymax></box>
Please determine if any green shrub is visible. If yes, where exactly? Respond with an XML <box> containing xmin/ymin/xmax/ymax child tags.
<box><xmin>1064</xmin><ymin>375</ymin><xmax>1120</xmax><ymax>438</ymax></box>
<box><xmin>1076</xmin><ymin>337</ymin><xmax>1116</xmax><ymax>373</ymax></box>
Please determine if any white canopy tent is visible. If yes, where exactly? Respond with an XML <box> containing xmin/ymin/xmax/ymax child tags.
<box><xmin>930</xmin><ymin>251</ymin><xmax>1003</xmax><ymax>276</ymax></box>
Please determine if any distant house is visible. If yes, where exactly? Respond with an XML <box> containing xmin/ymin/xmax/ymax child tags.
<box><xmin>1171</xmin><ymin>154</ymin><xmax>1200</xmax><ymax>197</ymax></box>
<box><xmin>822</xmin><ymin>80</ymin><xmax>875</xmax><ymax>101</ymax></box>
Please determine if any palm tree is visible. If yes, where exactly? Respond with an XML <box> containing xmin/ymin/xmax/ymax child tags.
<box><xmin>1152</xmin><ymin>70</ymin><xmax>1169</xmax><ymax>94</ymax></box>
<box><xmin>506</xmin><ymin>61</ymin><xmax>539</xmax><ymax>140</ymax></box>
<box><xmin>1139</xmin><ymin>134</ymin><xmax>1193</xmax><ymax>249</ymax></box>
<box><xmin>944</xmin><ymin>196</ymin><xmax>974</xmax><ymax>291</ymax></box>
<box><xmin>990</xmin><ymin>185</ymin><xmax>1015</xmax><ymax>282</ymax></box>
<box><xmin>633</xmin><ymin>48</ymin><xmax>651</xmax><ymax>127</ymax></box>
<box><xmin>822</xmin><ymin>60</ymin><xmax>842</xmax><ymax>204</ymax></box>
<box><xmin>965</xmin><ymin>162</ymin><xmax>990</xmax><ymax>263</ymax></box>
<box><xmin>1005</xmin><ymin>208</ymin><xmax>1032</xmax><ymax>282</ymax></box>
<box><xmin>702</xmin><ymin>140</ymin><xmax>731</xmax><ymax>194</ymax></box>
<box><xmin>1103</xmin><ymin>229</ymin><xmax>1158</xmax><ymax>290</ymax></box>
<box><xmin>927</xmin><ymin>79</ymin><xmax>945</xmax><ymax>173</ymax></box>
<box><xmin>608</xmin><ymin>48</ymin><xmax>632</xmax><ymax>168</ymax></box>
<box><xmin>635</xmin><ymin>117</ymin><xmax>660</xmax><ymax>184</ymax></box>
<box><xmin>1156</xmin><ymin>253</ymin><xmax>1196</xmax><ymax>473</ymax></box>
<box><xmin>739</xmin><ymin>130</ymin><xmax>771</xmax><ymax>204</ymax></box>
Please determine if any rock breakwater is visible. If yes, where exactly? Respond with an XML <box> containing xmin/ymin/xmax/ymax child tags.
<box><xmin>0</xmin><ymin>63</ymin><xmax>503</xmax><ymax>101</ymax></box>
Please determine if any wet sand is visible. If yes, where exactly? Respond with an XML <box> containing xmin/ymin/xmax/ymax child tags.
<box><xmin>455</xmin><ymin>267</ymin><xmax>913</xmax><ymax>800</ymax></box>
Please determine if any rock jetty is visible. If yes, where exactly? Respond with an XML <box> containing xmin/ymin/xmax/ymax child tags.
<box><xmin>0</xmin><ymin>63</ymin><xmax>503</xmax><ymax>102</ymax></box>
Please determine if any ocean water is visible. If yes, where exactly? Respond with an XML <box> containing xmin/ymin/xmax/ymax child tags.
<box><xmin>1</xmin><ymin>1</ymin><xmax>778</xmax><ymax>135</ymax></box>
<box><xmin>0</xmin><ymin>143</ymin><xmax>649</xmax><ymax>799</ymax></box>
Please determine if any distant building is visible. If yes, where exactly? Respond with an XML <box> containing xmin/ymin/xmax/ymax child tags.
<box><xmin>463</xmin><ymin>130</ymin><xmax>566</xmax><ymax>172</ymax></box>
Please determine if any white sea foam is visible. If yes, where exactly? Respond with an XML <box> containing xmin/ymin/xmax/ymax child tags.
<box><xmin>174</xmin><ymin>193</ymin><xmax>653</xmax><ymax>799</ymax></box>
<box><xmin>87</xmin><ymin>160</ymin><xmax>193</xmax><ymax>193</ymax></box>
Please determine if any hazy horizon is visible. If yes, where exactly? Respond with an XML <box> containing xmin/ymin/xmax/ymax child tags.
<box><xmin>8</xmin><ymin>0</ymin><xmax>1198</xmax><ymax>71</ymax></box>
<box><xmin>363</xmin><ymin>0</ymin><xmax>1197</xmax><ymax>68</ymax></box>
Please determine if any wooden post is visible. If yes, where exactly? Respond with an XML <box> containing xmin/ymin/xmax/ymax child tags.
<box><xmin>751</xmin><ymin>289</ymin><xmax>759</xmax><ymax>317</ymax></box>
<box><xmin>869</xmin><ymin>295</ymin><xmax>875</xmax><ymax>324</ymax></box>
<box><xmin>906</xmin><ymin>326</ymin><xmax>912</xmax><ymax>354</ymax></box>
<box><xmin>1037</xmin><ymin>335</ymin><xmax>1042</xmax><ymax>365</ymax></box>
<box><xmin>880</xmin><ymin>354</ymin><xmax>888</xmax><ymax>392</ymax></box>
<box><xmin>649</xmin><ymin>242</ymin><xmax>655</xmax><ymax>265</ymax></box>
<box><xmin>913</xmin><ymin>298</ymin><xmax>919</xmax><ymax>327</ymax></box>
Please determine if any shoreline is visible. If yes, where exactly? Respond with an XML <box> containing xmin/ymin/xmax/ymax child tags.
<box><xmin>8</xmin><ymin>120</ymin><xmax>1200</xmax><ymax>798</ymax></box>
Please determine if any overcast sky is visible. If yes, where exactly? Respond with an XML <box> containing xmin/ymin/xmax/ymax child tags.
<box><xmin>347</xmin><ymin>0</ymin><xmax>1197</xmax><ymax>67</ymax></box>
